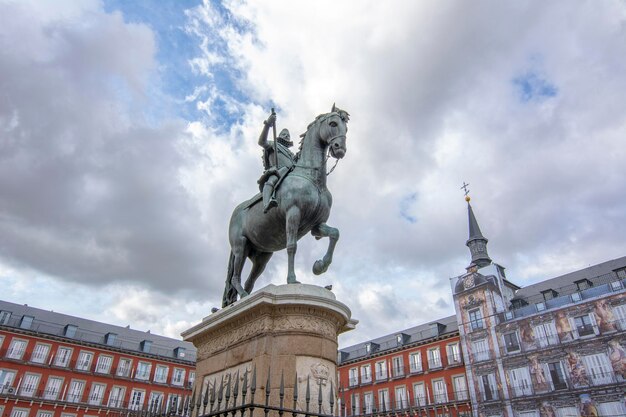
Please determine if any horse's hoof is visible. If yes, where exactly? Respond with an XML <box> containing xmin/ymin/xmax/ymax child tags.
<box><xmin>313</xmin><ymin>260</ymin><xmax>327</xmax><ymax>275</ymax></box>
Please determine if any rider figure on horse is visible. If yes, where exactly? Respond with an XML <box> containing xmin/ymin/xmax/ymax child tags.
<box><xmin>257</xmin><ymin>111</ymin><xmax>296</xmax><ymax>213</ymax></box>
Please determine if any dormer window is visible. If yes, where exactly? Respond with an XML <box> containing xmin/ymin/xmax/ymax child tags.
<box><xmin>19</xmin><ymin>315</ymin><xmax>34</xmax><ymax>329</ymax></box>
<box><xmin>174</xmin><ymin>347</ymin><xmax>186</xmax><ymax>358</ymax></box>
<box><xmin>365</xmin><ymin>343</ymin><xmax>371</xmax><ymax>354</ymax></box>
<box><xmin>614</xmin><ymin>267</ymin><xmax>626</xmax><ymax>280</ymax></box>
<box><xmin>64</xmin><ymin>324</ymin><xmax>78</xmax><ymax>338</ymax></box>
<box><xmin>510</xmin><ymin>299</ymin><xmax>528</xmax><ymax>310</ymax></box>
<box><xmin>0</xmin><ymin>310</ymin><xmax>11</xmax><ymax>325</ymax></box>
<box><xmin>541</xmin><ymin>289</ymin><xmax>558</xmax><ymax>301</ymax></box>
<box><xmin>105</xmin><ymin>333</ymin><xmax>117</xmax><ymax>346</ymax></box>
<box><xmin>574</xmin><ymin>279</ymin><xmax>593</xmax><ymax>291</ymax></box>
<box><xmin>140</xmin><ymin>340</ymin><xmax>152</xmax><ymax>353</ymax></box>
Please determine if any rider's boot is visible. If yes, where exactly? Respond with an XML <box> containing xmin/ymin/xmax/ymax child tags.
<box><xmin>263</xmin><ymin>183</ymin><xmax>278</xmax><ymax>213</ymax></box>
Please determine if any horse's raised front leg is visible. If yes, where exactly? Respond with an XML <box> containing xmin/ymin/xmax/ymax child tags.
<box><xmin>311</xmin><ymin>223</ymin><xmax>339</xmax><ymax>275</ymax></box>
<box><xmin>285</xmin><ymin>206</ymin><xmax>301</xmax><ymax>284</ymax></box>
<box><xmin>230</xmin><ymin>236</ymin><xmax>250</xmax><ymax>298</ymax></box>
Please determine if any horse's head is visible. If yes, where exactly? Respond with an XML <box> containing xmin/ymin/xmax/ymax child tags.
<box><xmin>305</xmin><ymin>104</ymin><xmax>349</xmax><ymax>159</ymax></box>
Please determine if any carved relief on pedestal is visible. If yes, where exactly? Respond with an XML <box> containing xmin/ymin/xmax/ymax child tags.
<box><xmin>295</xmin><ymin>356</ymin><xmax>336</xmax><ymax>414</ymax></box>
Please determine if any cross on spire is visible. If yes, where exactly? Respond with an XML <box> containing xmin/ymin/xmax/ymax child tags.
<box><xmin>460</xmin><ymin>182</ymin><xmax>470</xmax><ymax>197</ymax></box>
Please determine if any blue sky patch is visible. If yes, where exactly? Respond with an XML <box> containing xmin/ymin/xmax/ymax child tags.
<box><xmin>512</xmin><ymin>71</ymin><xmax>558</xmax><ymax>102</ymax></box>
<box><xmin>399</xmin><ymin>193</ymin><xmax>418</xmax><ymax>224</ymax></box>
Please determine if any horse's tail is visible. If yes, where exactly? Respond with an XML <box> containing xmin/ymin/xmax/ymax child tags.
<box><xmin>221</xmin><ymin>251</ymin><xmax>236</xmax><ymax>307</ymax></box>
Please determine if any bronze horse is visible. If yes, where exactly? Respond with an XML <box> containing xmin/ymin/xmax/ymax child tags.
<box><xmin>222</xmin><ymin>106</ymin><xmax>349</xmax><ymax>306</ymax></box>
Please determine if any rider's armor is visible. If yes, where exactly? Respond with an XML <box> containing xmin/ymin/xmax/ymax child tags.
<box><xmin>258</xmin><ymin>120</ymin><xmax>295</xmax><ymax>213</ymax></box>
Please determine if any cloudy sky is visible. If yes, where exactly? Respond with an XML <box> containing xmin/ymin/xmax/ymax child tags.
<box><xmin>1</xmin><ymin>0</ymin><xmax>625</xmax><ymax>347</ymax></box>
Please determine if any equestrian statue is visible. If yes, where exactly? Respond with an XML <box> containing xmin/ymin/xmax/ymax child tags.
<box><xmin>222</xmin><ymin>104</ymin><xmax>349</xmax><ymax>307</ymax></box>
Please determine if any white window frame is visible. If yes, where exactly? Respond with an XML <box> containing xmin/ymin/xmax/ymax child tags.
<box><xmin>54</xmin><ymin>347</ymin><xmax>73</xmax><ymax>368</ymax></box>
<box><xmin>503</xmin><ymin>331</ymin><xmax>521</xmax><ymax>353</ymax></box>
<box><xmin>394</xmin><ymin>386</ymin><xmax>407</xmax><ymax>409</ymax></box>
<box><xmin>43</xmin><ymin>376</ymin><xmax>64</xmax><ymax>400</ymax></box>
<box><xmin>108</xmin><ymin>386</ymin><xmax>126</xmax><ymax>408</ymax></box>
<box><xmin>0</xmin><ymin>368</ymin><xmax>17</xmax><ymax>391</ymax></box>
<box><xmin>413</xmin><ymin>382</ymin><xmax>427</xmax><ymax>407</ymax></box>
<box><xmin>453</xmin><ymin>375</ymin><xmax>468</xmax><ymax>401</ymax></box>
<box><xmin>360</xmin><ymin>364</ymin><xmax>372</xmax><ymax>383</ymax></box>
<box><xmin>348</xmin><ymin>367</ymin><xmax>358</xmax><ymax>387</ymax></box>
<box><xmin>363</xmin><ymin>392</ymin><xmax>374</xmax><ymax>414</ymax></box>
<box><xmin>409</xmin><ymin>351</ymin><xmax>422</xmax><ymax>372</ymax></box>
<box><xmin>117</xmin><ymin>357</ymin><xmax>132</xmax><ymax>377</ymax></box>
<box><xmin>129</xmin><ymin>389</ymin><xmax>146</xmax><ymax>411</ymax></box>
<box><xmin>447</xmin><ymin>343</ymin><xmax>461</xmax><ymax>364</ymax></box>
<box><xmin>596</xmin><ymin>402</ymin><xmax>626</xmax><ymax>417</ymax></box>
<box><xmin>6</xmin><ymin>338</ymin><xmax>28</xmax><ymax>360</ymax></box>
<box><xmin>508</xmin><ymin>367</ymin><xmax>532</xmax><ymax>397</ymax></box>
<box><xmin>66</xmin><ymin>379</ymin><xmax>86</xmax><ymax>403</ymax></box>
<box><xmin>555</xmin><ymin>407</ymin><xmax>579</xmax><ymax>417</ymax></box>
<box><xmin>472</xmin><ymin>339</ymin><xmax>489</xmax><ymax>362</ymax></box>
<box><xmin>30</xmin><ymin>343</ymin><xmax>51</xmax><ymax>364</ymax></box>
<box><xmin>468</xmin><ymin>308</ymin><xmax>484</xmax><ymax>330</ymax></box>
<box><xmin>172</xmin><ymin>367</ymin><xmax>186</xmax><ymax>386</ymax></box>
<box><xmin>10</xmin><ymin>408</ymin><xmax>30</xmax><ymax>417</ymax></box>
<box><xmin>613</xmin><ymin>304</ymin><xmax>626</xmax><ymax>330</ymax></box>
<box><xmin>36</xmin><ymin>412</ymin><xmax>53</xmax><ymax>417</ymax></box>
<box><xmin>432</xmin><ymin>379</ymin><xmax>448</xmax><ymax>404</ymax></box>
<box><xmin>149</xmin><ymin>392</ymin><xmax>164</xmax><ymax>410</ymax></box>
<box><xmin>95</xmin><ymin>355</ymin><xmax>113</xmax><ymax>374</ymax></box>
<box><xmin>19</xmin><ymin>373</ymin><xmax>41</xmax><ymax>397</ymax></box>
<box><xmin>582</xmin><ymin>353</ymin><xmax>614</xmax><ymax>385</ymax></box>
<box><xmin>427</xmin><ymin>347</ymin><xmax>442</xmax><ymax>369</ymax></box>
<box><xmin>75</xmin><ymin>350</ymin><xmax>94</xmax><ymax>371</ymax></box>
<box><xmin>479</xmin><ymin>373</ymin><xmax>498</xmax><ymax>401</ymax></box>
<box><xmin>375</xmin><ymin>360</ymin><xmax>387</xmax><ymax>381</ymax></box>
<box><xmin>377</xmin><ymin>389</ymin><xmax>389</xmax><ymax>412</ymax></box>
<box><xmin>533</xmin><ymin>321</ymin><xmax>559</xmax><ymax>347</ymax></box>
<box><xmin>154</xmin><ymin>364</ymin><xmax>169</xmax><ymax>383</ymax></box>
<box><xmin>392</xmin><ymin>356</ymin><xmax>404</xmax><ymax>377</ymax></box>
<box><xmin>88</xmin><ymin>383</ymin><xmax>107</xmax><ymax>405</ymax></box>
<box><xmin>135</xmin><ymin>361</ymin><xmax>152</xmax><ymax>381</ymax></box>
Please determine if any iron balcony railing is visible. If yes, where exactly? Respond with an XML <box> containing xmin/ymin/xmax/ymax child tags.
<box><xmin>346</xmin><ymin>390</ymin><xmax>471</xmax><ymax>416</ymax></box>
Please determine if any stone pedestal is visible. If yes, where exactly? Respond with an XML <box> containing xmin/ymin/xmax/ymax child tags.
<box><xmin>182</xmin><ymin>284</ymin><xmax>357</xmax><ymax>414</ymax></box>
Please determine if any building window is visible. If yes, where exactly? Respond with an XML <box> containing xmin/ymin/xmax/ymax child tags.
<box><xmin>174</xmin><ymin>347</ymin><xmax>186</xmax><ymax>358</ymax></box>
<box><xmin>0</xmin><ymin>369</ymin><xmax>12</xmax><ymax>392</ymax></box>
<box><xmin>574</xmin><ymin>279</ymin><xmax>593</xmax><ymax>291</ymax></box>
<box><xmin>479</xmin><ymin>374</ymin><xmax>498</xmax><ymax>401</ymax></box>
<box><xmin>6</xmin><ymin>338</ymin><xmax>27</xmax><ymax>359</ymax></box>
<box><xmin>394</xmin><ymin>386</ymin><xmax>407</xmax><ymax>409</ymax></box>
<box><xmin>36</xmin><ymin>412</ymin><xmax>53</xmax><ymax>417</ymax></box>
<box><xmin>43</xmin><ymin>377</ymin><xmax>63</xmax><ymax>400</ymax></box>
<box><xmin>363</xmin><ymin>392</ymin><xmax>373</xmax><ymax>414</ymax></box>
<box><xmin>597</xmin><ymin>402</ymin><xmax>626</xmax><ymax>416</ymax></box>
<box><xmin>19</xmin><ymin>316</ymin><xmax>34</xmax><ymax>330</ymax></box>
<box><xmin>64</xmin><ymin>325</ymin><xmax>78</xmax><ymax>338</ymax></box>
<box><xmin>613</xmin><ymin>304</ymin><xmax>626</xmax><ymax>330</ymax></box>
<box><xmin>413</xmin><ymin>383</ymin><xmax>427</xmax><ymax>407</ymax></box>
<box><xmin>95</xmin><ymin>355</ymin><xmax>113</xmax><ymax>374</ymax></box>
<box><xmin>351</xmin><ymin>393</ymin><xmax>360</xmax><ymax>415</ymax></box>
<box><xmin>508</xmin><ymin>367</ymin><xmax>532</xmax><ymax>397</ymax></box>
<box><xmin>149</xmin><ymin>392</ymin><xmax>164</xmax><ymax>410</ymax></box>
<box><xmin>188</xmin><ymin>371</ymin><xmax>195</xmax><ymax>388</ymax></box>
<box><xmin>88</xmin><ymin>383</ymin><xmax>106</xmax><ymax>405</ymax></box>
<box><xmin>140</xmin><ymin>340</ymin><xmax>152</xmax><ymax>353</ymax></box>
<box><xmin>432</xmin><ymin>379</ymin><xmax>447</xmax><ymax>404</ymax></box>
<box><xmin>453</xmin><ymin>375</ymin><xmax>468</xmax><ymax>401</ymax></box>
<box><xmin>547</xmin><ymin>362</ymin><xmax>567</xmax><ymax>390</ymax></box>
<box><xmin>447</xmin><ymin>343</ymin><xmax>461</xmax><ymax>364</ymax></box>
<box><xmin>534</xmin><ymin>321</ymin><xmax>559</xmax><ymax>347</ymax></box>
<box><xmin>108</xmin><ymin>386</ymin><xmax>126</xmax><ymax>408</ymax></box>
<box><xmin>348</xmin><ymin>368</ymin><xmax>358</xmax><ymax>387</ymax></box>
<box><xmin>392</xmin><ymin>356</ymin><xmax>404</xmax><ymax>377</ymax></box>
<box><xmin>555</xmin><ymin>407</ymin><xmax>578</xmax><ymax>417</ymax></box>
<box><xmin>574</xmin><ymin>315</ymin><xmax>596</xmax><ymax>337</ymax></box>
<box><xmin>105</xmin><ymin>333</ymin><xmax>117</xmax><ymax>346</ymax></box>
<box><xmin>19</xmin><ymin>374</ymin><xmax>40</xmax><ymax>397</ymax></box>
<box><xmin>67</xmin><ymin>380</ymin><xmax>85</xmax><ymax>403</ymax></box>
<box><xmin>427</xmin><ymin>347</ymin><xmax>442</xmax><ymax>369</ymax></box>
<box><xmin>75</xmin><ymin>351</ymin><xmax>94</xmax><ymax>371</ymax></box>
<box><xmin>154</xmin><ymin>365</ymin><xmax>169</xmax><ymax>383</ymax></box>
<box><xmin>54</xmin><ymin>347</ymin><xmax>72</xmax><ymax>367</ymax></box>
<box><xmin>10</xmin><ymin>408</ymin><xmax>29</xmax><ymax>417</ymax></box>
<box><xmin>541</xmin><ymin>289</ymin><xmax>558</xmax><ymax>301</ymax></box>
<box><xmin>517</xmin><ymin>412</ymin><xmax>539</xmax><ymax>417</ymax></box>
<box><xmin>129</xmin><ymin>389</ymin><xmax>145</xmax><ymax>411</ymax></box>
<box><xmin>136</xmin><ymin>362</ymin><xmax>152</xmax><ymax>380</ymax></box>
<box><xmin>360</xmin><ymin>364</ymin><xmax>372</xmax><ymax>384</ymax></box>
<box><xmin>503</xmin><ymin>332</ymin><xmax>520</xmax><ymax>353</ymax></box>
<box><xmin>0</xmin><ymin>311</ymin><xmax>12</xmax><ymax>325</ymax></box>
<box><xmin>116</xmin><ymin>358</ymin><xmax>132</xmax><ymax>377</ymax></box>
<box><xmin>377</xmin><ymin>389</ymin><xmax>389</xmax><ymax>412</ymax></box>
<box><xmin>172</xmin><ymin>368</ymin><xmax>186</xmax><ymax>386</ymax></box>
<box><xmin>582</xmin><ymin>353</ymin><xmax>614</xmax><ymax>385</ymax></box>
<box><xmin>30</xmin><ymin>343</ymin><xmax>51</xmax><ymax>364</ymax></box>
<box><xmin>409</xmin><ymin>351</ymin><xmax>422</xmax><ymax>372</ymax></box>
<box><xmin>471</xmin><ymin>339</ymin><xmax>489</xmax><ymax>362</ymax></box>
<box><xmin>468</xmin><ymin>309</ymin><xmax>484</xmax><ymax>330</ymax></box>
<box><xmin>375</xmin><ymin>360</ymin><xmax>387</xmax><ymax>381</ymax></box>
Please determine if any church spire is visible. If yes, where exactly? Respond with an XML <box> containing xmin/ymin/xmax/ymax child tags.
<box><xmin>461</xmin><ymin>183</ymin><xmax>492</xmax><ymax>269</ymax></box>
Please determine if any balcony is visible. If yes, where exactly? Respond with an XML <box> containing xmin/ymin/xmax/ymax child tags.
<box><xmin>472</xmin><ymin>350</ymin><xmax>492</xmax><ymax>363</ymax></box>
<box><xmin>446</xmin><ymin>354</ymin><xmax>463</xmax><ymax>367</ymax></box>
<box><xmin>391</xmin><ymin>367</ymin><xmax>404</xmax><ymax>378</ymax></box>
<box><xmin>427</xmin><ymin>358</ymin><xmax>442</xmax><ymax>370</ymax></box>
<box><xmin>374</xmin><ymin>372</ymin><xmax>387</xmax><ymax>382</ymax></box>
<box><xmin>409</xmin><ymin>363</ymin><xmax>423</xmax><ymax>374</ymax></box>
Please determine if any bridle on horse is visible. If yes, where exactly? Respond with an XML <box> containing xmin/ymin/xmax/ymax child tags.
<box><xmin>295</xmin><ymin>112</ymin><xmax>346</xmax><ymax>175</ymax></box>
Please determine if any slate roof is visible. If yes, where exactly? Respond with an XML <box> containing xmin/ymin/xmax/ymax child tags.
<box><xmin>338</xmin><ymin>315</ymin><xmax>458</xmax><ymax>364</ymax></box>
<box><xmin>0</xmin><ymin>299</ymin><xmax>196</xmax><ymax>363</ymax></box>
<box><xmin>511</xmin><ymin>256</ymin><xmax>626</xmax><ymax>302</ymax></box>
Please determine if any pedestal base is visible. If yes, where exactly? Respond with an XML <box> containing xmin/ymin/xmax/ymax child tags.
<box><xmin>182</xmin><ymin>284</ymin><xmax>357</xmax><ymax>414</ymax></box>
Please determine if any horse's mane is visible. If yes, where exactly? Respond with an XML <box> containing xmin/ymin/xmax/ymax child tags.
<box><xmin>295</xmin><ymin>107</ymin><xmax>350</xmax><ymax>156</ymax></box>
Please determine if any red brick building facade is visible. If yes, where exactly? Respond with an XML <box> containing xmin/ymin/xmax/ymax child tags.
<box><xmin>338</xmin><ymin>316</ymin><xmax>472</xmax><ymax>417</ymax></box>
<box><xmin>0</xmin><ymin>300</ymin><xmax>196</xmax><ymax>417</ymax></box>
